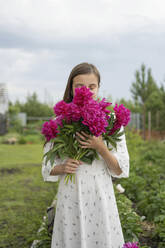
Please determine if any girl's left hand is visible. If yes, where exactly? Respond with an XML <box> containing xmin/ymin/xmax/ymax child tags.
<box><xmin>76</xmin><ymin>131</ymin><xmax>104</xmax><ymax>152</ymax></box>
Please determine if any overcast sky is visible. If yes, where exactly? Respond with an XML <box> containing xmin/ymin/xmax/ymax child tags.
<box><xmin>0</xmin><ymin>0</ymin><xmax>165</xmax><ymax>106</ymax></box>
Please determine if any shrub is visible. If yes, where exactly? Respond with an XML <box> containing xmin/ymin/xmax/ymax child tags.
<box><xmin>18</xmin><ymin>136</ymin><xmax>27</xmax><ymax>144</ymax></box>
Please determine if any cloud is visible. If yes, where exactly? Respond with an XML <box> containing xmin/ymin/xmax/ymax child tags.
<box><xmin>0</xmin><ymin>0</ymin><xmax>165</xmax><ymax>105</ymax></box>
<box><xmin>0</xmin><ymin>0</ymin><xmax>165</xmax><ymax>46</ymax></box>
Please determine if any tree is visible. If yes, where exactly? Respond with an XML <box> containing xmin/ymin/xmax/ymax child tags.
<box><xmin>118</xmin><ymin>98</ymin><xmax>141</xmax><ymax>113</ymax></box>
<box><xmin>20</xmin><ymin>92</ymin><xmax>54</xmax><ymax>118</ymax></box>
<box><xmin>158</xmin><ymin>83</ymin><xmax>165</xmax><ymax>131</ymax></box>
<box><xmin>130</xmin><ymin>63</ymin><xmax>159</xmax><ymax>139</ymax></box>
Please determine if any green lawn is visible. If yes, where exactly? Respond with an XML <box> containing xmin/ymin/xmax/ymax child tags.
<box><xmin>0</xmin><ymin>131</ymin><xmax>164</xmax><ymax>247</ymax></box>
<box><xmin>0</xmin><ymin>144</ymin><xmax>58</xmax><ymax>248</ymax></box>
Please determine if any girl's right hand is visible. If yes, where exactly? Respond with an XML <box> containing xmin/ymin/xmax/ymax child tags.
<box><xmin>61</xmin><ymin>158</ymin><xmax>82</xmax><ymax>174</ymax></box>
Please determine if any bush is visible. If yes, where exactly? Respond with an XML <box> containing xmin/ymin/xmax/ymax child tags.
<box><xmin>9</xmin><ymin>118</ymin><xmax>24</xmax><ymax>134</ymax></box>
<box><xmin>18</xmin><ymin>136</ymin><xmax>27</xmax><ymax>144</ymax></box>
<box><xmin>115</xmin><ymin>190</ymin><xmax>143</xmax><ymax>242</ymax></box>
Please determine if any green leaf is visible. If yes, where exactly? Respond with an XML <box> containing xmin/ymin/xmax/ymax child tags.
<box><xmin>52</xmin><ymin>137</ymin><xmax>65</xmax><ymax>144</ymax></box>
<box><xmin>64</xmin><ymin>124</ymin><xmax>74</xmax><ymax>129</ymax></box>
<box><xmin>49</xmin><ymin>153</ymin><xmax>57</xmax><ymax>167</ymax></box>
<box><xmin>52</xmin><ymin>143</ymin><xmax>65</xmax><ymax>152</ymax></box>
<box><xmin>116</xmin><ymin>130</ymin><xmax>125</xmax><ymax>137</ymax></box>
<box><xmin>80</xmin><ymin>156</ymin><xmax>93</xmax><ymax>164</ymax></box>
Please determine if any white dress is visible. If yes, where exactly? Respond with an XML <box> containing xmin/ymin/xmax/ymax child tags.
<box><xmin>42</xmin><ymin>125</ymin><xmax>130</xmax><ymax>248</ymax></box>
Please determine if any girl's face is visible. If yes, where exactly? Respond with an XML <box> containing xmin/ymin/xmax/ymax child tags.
<box><xmin>72</xmin><ymin>73</ymin><xmax>99</xmax><ymax>100</ymax></box>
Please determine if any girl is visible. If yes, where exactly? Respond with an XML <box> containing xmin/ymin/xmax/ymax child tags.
<box><xmin>42</xmin><ymin>62</ymin><xmax>130</xmax><ymax>248</ymax></box>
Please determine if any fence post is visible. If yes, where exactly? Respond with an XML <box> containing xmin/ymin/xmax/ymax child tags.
<box><xmin>156</xmin><ymin>111</ymin><xmax>160</xmax><ymax>129</ymax></box>
<box><xmin>148</xmin><ymin>111</ymin><xmax>151</xmax><ymax>140</ymax></box>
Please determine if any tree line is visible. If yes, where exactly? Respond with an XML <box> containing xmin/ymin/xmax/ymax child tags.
<box><xmin>9</xmin><ymin>63</ymin><xmax>165</xmax><ymax>137</ymax></box>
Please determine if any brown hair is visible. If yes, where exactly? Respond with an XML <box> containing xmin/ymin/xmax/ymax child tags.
<box><xmin>63</xmin><ymin>62</ymin><xmax>101</xmax><ymax>103</ymax></box>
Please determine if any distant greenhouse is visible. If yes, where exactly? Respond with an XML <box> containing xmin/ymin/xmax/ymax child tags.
<box><xmin>0</xmin><ymin>83</ymin><xmax>8</xmax><ymax>135</ymax></box>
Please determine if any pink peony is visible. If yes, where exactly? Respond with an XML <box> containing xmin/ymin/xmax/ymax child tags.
<box><xmin>41</xmin><ymin>119</ymin><xmax>59</xmax><ymax>142</ymax></box>
<box><xmin>99</xmin><ymin>97</ymin><xmax>112</xmax><ymax>114</ymax></box>
<box><xmin>53</xmin><ymin>100</ymin><xmax>69</xmax><ymax>117</ymax></box>
<box><xmin>122</xmin><ymin>242</ymin><xmax>139</xmax><ymax>248</ymax></box>
<box><xmin>99</xmin><ymin>98</ymin><xmax>112</xmax><ymax>120</ymax></box>
<box><xmin>73</xmin><ymin>86</ymin><xmax>93</xmax><ymax>107</ymax></box>
<box><xmin>114</xmin><ymin>103</ymin><xmax>131</xmax><ymax>127</ymax></box>
<box><xmin>108</xmin><ymin>103</ymin><xmax>131</xmax><ymax>135</ymax></box>
<box><xmin>55</xmin><ymin>115</ymin><xmax>63</xmax><ymax>127</ymax></box>
<box><xmin>66</xmin><ymin>102</ymin><xmax>82</xmax><ymax>122</ymax></box>
<box><xmin>81</xmin><ymin>100</ymin><xmax>109</xmax><ymax>136</ymax></box>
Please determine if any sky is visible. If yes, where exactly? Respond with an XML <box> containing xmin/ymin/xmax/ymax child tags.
<box><xmin>0</xmin><ymin>0</ymin><xmax>165</xmax><ymax>106</ymax></box>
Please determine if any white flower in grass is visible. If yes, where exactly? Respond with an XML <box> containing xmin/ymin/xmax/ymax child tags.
<box><xmin>116</xmin><ymin>184</ymin><xmax>125</xmax><ymax>193</ymax></box>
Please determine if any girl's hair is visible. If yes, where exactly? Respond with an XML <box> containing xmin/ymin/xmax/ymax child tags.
<box><xmin>63</xmin><ymin>62</ymin><xmax>101</xmax><ymax>103</ymax></box>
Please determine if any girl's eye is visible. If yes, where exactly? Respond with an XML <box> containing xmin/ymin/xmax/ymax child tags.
<box><xmin>74</xmin><ymin>85</ymin><xmax>95</xmax><ymax>90</ymax></box>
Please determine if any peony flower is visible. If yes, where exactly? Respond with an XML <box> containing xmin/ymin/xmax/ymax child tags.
<box><xmin>99</xmin><ymin>97</ymin><xmax>112</xmax><ymax>116</ymax></box>
<box><xmin>53</xmin><ymin>100</ymin><xmax>69</xmax><ymax>117</ymax></box>
<box><xmin>73</xmin><ymin>86</ymin><xmax>93</xmax><ymax>107</ymax></box>
<box><xmin>41</xmin><ymin>119</ymin><xmax>59</xmax><ymax>142</ymax></box>
<box><xmin>122</xmin><ymin>242</ymin><xmax>139</xmax><ymax>248</ymax></box>
<box><xmin>108</xmin><ymin>104</ymin><xmax>131</xmax><ymax>135</ymax></box>
<box><xmin>114</xmin><ymin>103</ymin><xmax>131</xmax><ymax>127</ymax></box>
<box><xmin>81</xmin><ymin>100</ymin><xmax>109</xmax><ymax>136</ymax></box>
<box><xmin>67</xmin><ymin>102</ymin><xmax>82</xmax><ymax>122</ymax></box>
<box><xmin>55</xmin><ymin>115</ymin><xmax>63</xmax><ymax>127</ymax></box>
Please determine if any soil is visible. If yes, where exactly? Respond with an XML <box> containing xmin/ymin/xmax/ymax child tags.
<box><xmin>0</xmin><ymin>168</ymin><xmax>22</xmax><ymax>175</ymax></box>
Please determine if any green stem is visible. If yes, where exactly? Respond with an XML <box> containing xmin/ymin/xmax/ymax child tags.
<box><xmin>64</xmin><ymin>148</ymin><xmax>89</xmax><ymax>185</ymax></box>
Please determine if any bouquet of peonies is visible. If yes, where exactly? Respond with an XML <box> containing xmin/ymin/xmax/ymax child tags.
<box><xmin>41</xmin><ymin>86</ymin><xmax>131</xmax><ymax>184</ymax></box>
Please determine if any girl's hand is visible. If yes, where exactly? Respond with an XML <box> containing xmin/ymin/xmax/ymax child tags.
<box><xmin>61</xmin><ymin>158</ymin><xmax>82</xmax><ymax>174</ymax></box>
<box><xmin>76</xmin><ymin>131</ymin><xmax>105</xmax><ymax>152</ymax></box>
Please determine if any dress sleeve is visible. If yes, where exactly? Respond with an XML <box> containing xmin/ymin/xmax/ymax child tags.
<box><xmin>41</xmin><ymin>141</ymin><xmax>62</xmax><ymax>182</ymax></box>
<box><xmin>105</xmin><ymin>125</ymin><xmax>130</xmax><ymax>178</ymax></box>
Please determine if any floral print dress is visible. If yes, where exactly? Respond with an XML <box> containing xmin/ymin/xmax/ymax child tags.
<box><xmin>42</xmin><ymin>125</ymin><xmax>130</xmax><ymax>248</ymax></box>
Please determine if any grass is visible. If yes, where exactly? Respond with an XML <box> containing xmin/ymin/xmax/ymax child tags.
<box><xmin>0</xmin><ymin>144</ymin><xmax>59</xmax><ymax>248</ymax></box>
<box><xmin>1</xmin><ymin>128</ymin><xmax>164</xmax><ymax>247</ymax></box>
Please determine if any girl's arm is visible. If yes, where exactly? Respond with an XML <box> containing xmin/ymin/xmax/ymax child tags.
<box><xmin>76</xmin><ymin>125</ymin><xmax>130</xmax><ymax>178</ymax></box>
<box><xmin>104</xmin><ymin>125</ymin><xmax>130</xmax><ymax>178</ymax></box>
<box><xmin>41</xmin><ymin>141</ymin><xmax>62</xmax><ymax>182</ymax></box>
<box><xmin>96</xmin><ymin>143</ymin><xmax>123</xmax><ymax>176</ymax></box>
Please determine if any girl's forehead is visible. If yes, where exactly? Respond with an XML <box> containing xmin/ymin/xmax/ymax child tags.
<box><xmin>73</xmin><ymin>81</ymin><xmax>97</xmax><ymax>84</ymax></box>
<box><xmin>73</xmin><ymin>73</ymin><xmax>98</xmax><ymax>81</ymax></box>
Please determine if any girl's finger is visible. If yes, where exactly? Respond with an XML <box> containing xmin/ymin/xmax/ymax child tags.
<box><xmin>81</xmin><ymin>131</ymin><xmax>90</xmax><ymax>137</ymax></box>
<box><xmin>68</xmin><ymin>169</ymin><xmax>75</xmax><ymax>174</ymax></box>
<box><xmin>80</xmin><ymin>145</ymin><xmax>88</xmax><ymax>149</ymax></box>
<box><xmin>69</xmin><ymin>162</ymin><xmax>79</xmax><ymax>167</ymax></box>
<box><xmin>67</xmin><ymin>163</ymin><xmax>78</xmax><ymax>169</ymax></box>
<box><xmin>76</xmin><ymin>138</ymin><xmax>89</xmax><ymax>146</ymax></box>
<box><xmin>68</xmin><ymin>158</ymin><xmax>79</xmax><ymax>164</ymax></box>
<box><xmin>76</xmin><ymin>132</ymin><xmax>86</xmax><ymax>140</ymax></box>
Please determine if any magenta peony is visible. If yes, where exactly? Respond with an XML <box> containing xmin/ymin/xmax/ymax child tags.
<box><xmin>114</xmin><ymin>103</ymin><xmax>131</xmax><ymax>127</ymax></box>
<box><xmin>109</xmin><ymin>103</ymin><xmax>131</xmax><ymax>135</ymax></box>
<box><xmin>73</xmin><ymin>86</ymin><xmax>93</xmax><ymax>106</ymax></box>
<box><xmin>53</xmin><ymin>100</ymin><xmax>69</xmax><ymax>117</ymax></box>
<box><xmin>122</xmin><ymin>242</ymin><xmax>139</xmax><ymax>248</ymax></box>
<box><xmin>66</xmin><ymin>102</ymin><xmax>82</xmax><ymax>122</ymax></box>
<box><xmin>81</xmin><ymin>100</ymin><xmax>109</xmax><ymax>137</ymax></box>
<box><xmin>41</xmin><ymin>119</ymin><xmax>59</xmax><ymax>142</ymax></box>
<box><xmin>55</xmin><ymin>115</ymin><xmax>63</xmax><ymax>127</ymax></box>
<box><xmin>99</xmin><ymin>97</ymin><xmax>112</xmax><ymax>117</ymax></box>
